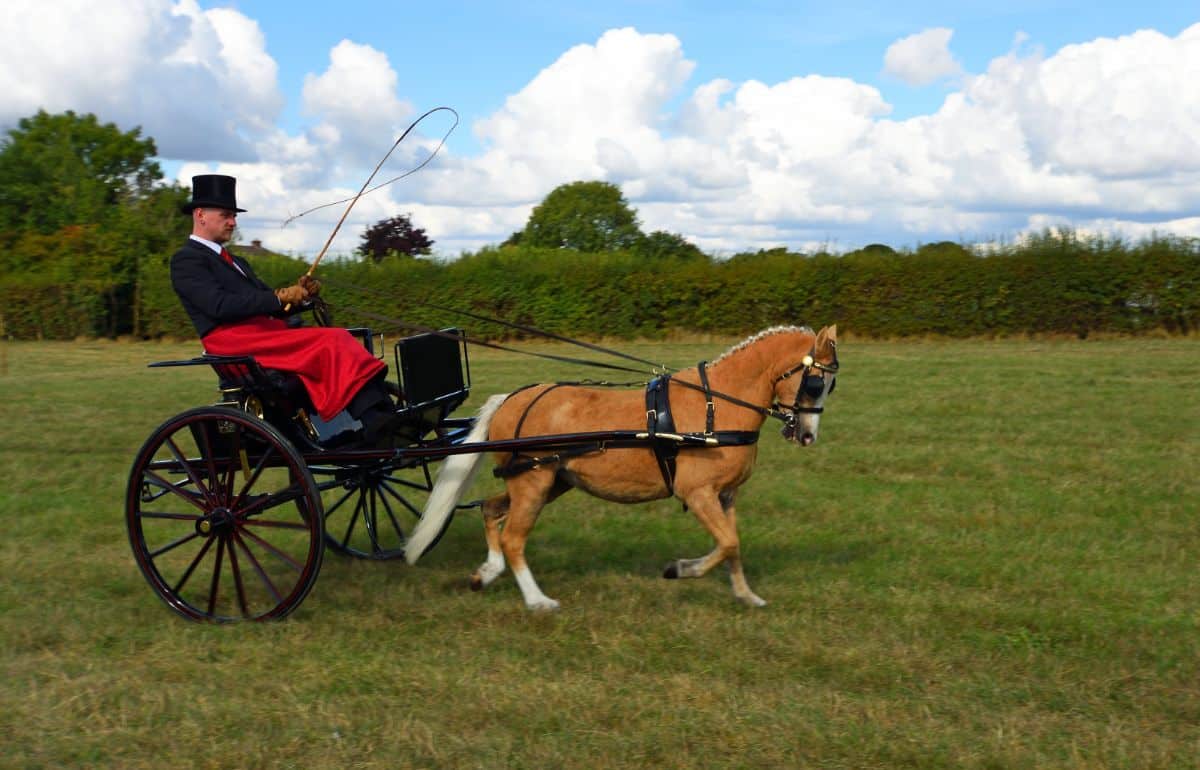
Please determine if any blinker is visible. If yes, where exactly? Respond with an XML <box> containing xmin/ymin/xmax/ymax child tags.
<box><xmin>802</xmin><ymin>374</ymin><xmax>827</xmax><ymax>400</ymax></box>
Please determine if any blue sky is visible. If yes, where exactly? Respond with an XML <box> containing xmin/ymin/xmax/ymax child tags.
<box><xmin>4</xmin><ymin>1</ymin><xmax>1199</xmax><ymax>256</ymax></box>
<box><xmin>245</xmin><ymin>0</ymin><xmax>1197</xmax><ymax>137</ymax></box>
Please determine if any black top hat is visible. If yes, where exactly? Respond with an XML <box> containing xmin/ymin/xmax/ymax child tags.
<box><xmin>182</xmin><ymin>174</ymin><xmax>247</xmax><ymax>214</ymax></box>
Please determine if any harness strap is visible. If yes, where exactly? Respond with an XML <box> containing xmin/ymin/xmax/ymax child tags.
<box><xmin>645</xmin><ymin>375</ymin><xmax>680</xmax><ymax>494</ymax></box>
<box><xmin>494</xmin><ymin>443</ymin><xmax>604</xmax><ymax>478</ymax></box>
<box><xmin>697</xmin><ymin>361</ymin><xmax>715</xmax><ymax>435</ymax></box>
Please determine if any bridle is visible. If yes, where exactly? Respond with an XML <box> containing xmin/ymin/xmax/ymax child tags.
<box><xmin>665</xmin><ymin>339</ymin><xmax>839</xmax><ymax>440</ymax></box>
<box><xmin>775</xmin><ymin>340</ymin><xmax>839</xmax><ymax>414</ymax></box>
<box><xmin>772</xmin><ymin>341</ymin><xmax>839</xmax><ymax>439</ymax></box>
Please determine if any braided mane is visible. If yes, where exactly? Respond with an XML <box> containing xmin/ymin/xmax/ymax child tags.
<box><xmin>710</xmin><ymin>325</ymin><xmax>813</xmax><ymax>366</ymax></box>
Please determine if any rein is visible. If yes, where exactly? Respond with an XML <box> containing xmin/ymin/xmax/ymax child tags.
<box><xmin>322</xmin><ymin>276</ymin><xmax>673</xmax><ymax>374</ymax></box>
<box><xmin>314</xmin><ymin>290</ymin><xmax>834</xmax><ymax>433</ymax></box>
<box><xmin>344</xmin><ymin>304</ymin><xmax>818</xmax><ymax>431</ymax></box>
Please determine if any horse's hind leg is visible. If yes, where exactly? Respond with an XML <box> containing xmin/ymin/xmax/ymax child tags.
<box><xmin>666</xmin><ymin>488</ymin><xmax>766</xmax><ymax>607</ymax></box>
<box><xmin>471</xmin><ymin>474</ymin><xmax>569</xmax><ymax>610</ymax></box>
<box><xmin>500</xmin><ymin>473</ymin><xmax>565</xmax><ymax>611</ymax></box>
<box><xmin>470</xmin><ymin>493</ymin><xmax>509</xmax><ymax>591</ymax></box>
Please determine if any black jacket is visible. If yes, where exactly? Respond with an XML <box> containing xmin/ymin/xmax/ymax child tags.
<box><xmin>170</xmin><ymin>238</ymin><xmax>283</xmax><ymax>337</ymax></box>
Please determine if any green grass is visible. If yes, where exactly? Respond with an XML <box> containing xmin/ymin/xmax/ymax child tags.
<box><xmin>1</xmin><ymin>335</ymin><xmax>1198</xmax><ymax>769</ymax></box>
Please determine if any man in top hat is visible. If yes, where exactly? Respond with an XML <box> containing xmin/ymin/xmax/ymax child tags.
<box><xmin>170</xmin><ymin>174</ymin><xmax>397</xmax><ymax>444</ymax></box>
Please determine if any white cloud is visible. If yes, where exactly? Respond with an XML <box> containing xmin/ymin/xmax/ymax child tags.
<box><xmin>884</xmin><ymin>28</ymin><xmax>964</xmax><ymax>86</ymax></box>
<box><xmin>969</xmin><ymin>25</ymin><xmax>1200</xmax><ymax>180</ymax></box>
<box><xmin>0</xmin><ymin>0</ymin><xmax>282</xmax><ymax>161</ymax></box>
<box><xmin>2</xmin><ymin>11</ymin><xmax>1198</xmax><ymax>256</ymax></box>
<box><xmin>469</xmin><ymin>28</ymin><xmax>694</xmax><ymax>198</ymax></box>
<box><xmin>301</xmin><ymin>40</ymin><xmax>412</xmax><ymax>167</ymax></box>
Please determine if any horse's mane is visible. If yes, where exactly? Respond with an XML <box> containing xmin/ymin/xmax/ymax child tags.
<box><xmin>709</xmin><ymin>325</ymin><xmax>814</xmax><ymax>366</ymax></box>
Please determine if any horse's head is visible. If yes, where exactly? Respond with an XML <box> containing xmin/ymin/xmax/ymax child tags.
<box><xmin>774</xmin><ymin>325</ymin><xmax>838</xmax><ymax>446</ymax></box>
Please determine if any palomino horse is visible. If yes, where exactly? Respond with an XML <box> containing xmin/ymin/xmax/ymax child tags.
<box><xmin>405</xmin><ymin>325</ymin><xmax>839</xmax><ymax>610</ymax></box>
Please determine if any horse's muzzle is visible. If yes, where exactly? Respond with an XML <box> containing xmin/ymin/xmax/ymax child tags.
<box><xmin>781</xmin><ymin>423</ymin><xmax>816</xmax><ymax>446</ymax></box>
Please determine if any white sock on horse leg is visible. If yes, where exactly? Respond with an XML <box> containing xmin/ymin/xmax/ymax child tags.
<box><xmin>476</xmin><ymin>549</ymin><xmax>506</xmax><ymax>586</ymax></box>
<box><xmin>513</xmin><ymin>566</ymin><xmax>559</xmax><ymax>610</ymax></box>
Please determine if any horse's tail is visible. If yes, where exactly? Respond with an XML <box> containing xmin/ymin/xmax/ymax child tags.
<box><xmin>404</xmin><ymin>393</ymin><xmax>509</xmax><ymax>565</ymax></box>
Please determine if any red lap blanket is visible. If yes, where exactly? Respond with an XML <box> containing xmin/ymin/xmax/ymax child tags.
<box><xmin>203</xmin><ymin>316</ymin><xmax>385</xmax><ymax>420</ymax></box>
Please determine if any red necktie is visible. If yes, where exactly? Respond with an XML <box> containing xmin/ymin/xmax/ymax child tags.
<box><xmin>220</xmin><ymin>248</ymin><xmax>233</xmax><ymax>265</ymax></box>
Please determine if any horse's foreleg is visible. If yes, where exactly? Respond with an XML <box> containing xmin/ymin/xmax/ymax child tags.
<box><xmin>470</xmin><ymin>493</ymin><xmax>509</xmax><ymax>591</ymax></box>
<box><xmin>666</xmin><ymin>489</ymin><xmax>765</xmax><ymax>607</ymax></box>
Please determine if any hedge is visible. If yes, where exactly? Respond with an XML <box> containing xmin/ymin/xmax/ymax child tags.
<box><xmin>2</xmin><ymin>230</ymin><xmax>1196</xmax><ymax>340</ymax></box>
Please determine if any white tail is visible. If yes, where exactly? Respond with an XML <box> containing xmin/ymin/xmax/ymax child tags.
<box><xmin>404</xmin><ymin>393</ymin><xmax>508</xmax><ymax>564</ymax></box>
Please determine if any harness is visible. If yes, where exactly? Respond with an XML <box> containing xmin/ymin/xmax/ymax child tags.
<box><xmin>493</xmin><ymin>342</ymin><xmax>838</xmax><ymax>492</ymax></box>
<box><xmin>642</xmin><ymin>364</ymin><xmax>760</xmax><ymax>493</ymax></box>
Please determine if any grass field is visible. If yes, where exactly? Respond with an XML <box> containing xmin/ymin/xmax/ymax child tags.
<box><xmin>1</xmin><ymin>334</ymin><xmax>1197</xmax><ymax>769</ymax></box>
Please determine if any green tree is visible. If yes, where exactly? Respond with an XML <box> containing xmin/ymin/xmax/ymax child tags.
<box><xmin>635</xmin><ymin>230</ymin><xmax>707</xmax><ymax>261</ymax></box>
<box><xmin>0</xmin><ymin>110</ymin><xmax>187</xmax><ymax>337</ymax></box>
<box><xmin>521</xmin><ymin>180</ymin><xmax>642</xmax><ymax>252</ymax></box>
<box><xmin>0</xmin><ymin>110</ymin><xmax>163</xmax><ymax>239</ymax></box>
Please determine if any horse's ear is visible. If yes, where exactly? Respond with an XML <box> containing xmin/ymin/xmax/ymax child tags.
<box><xmin>815</xmin><ymin>324</ymin><xmax>837</xmax><ymax>352</ymax></box>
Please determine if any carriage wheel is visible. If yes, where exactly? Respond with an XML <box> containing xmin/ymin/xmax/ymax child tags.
<box><xmin>309</xmin><ymin>459</ymin><xmax>448</xmax><ymax>560</ymax></box>
<box><xmin>126</xmin><ymin>407</ymin><xmax>324</xmax><ymax>622</ymax></box>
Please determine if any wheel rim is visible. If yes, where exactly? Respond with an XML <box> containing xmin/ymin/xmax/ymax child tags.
<box><xmin>310</xmin><ymin>460</ymin><xmax>434</xmax><ymax>560</ymax></box>
<box><xmin>126</xmin><ymin>408</ymin><xmax>324</xmax><ymax>622</ymax></box>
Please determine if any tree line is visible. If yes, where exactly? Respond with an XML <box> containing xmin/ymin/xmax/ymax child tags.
<box><xmin>1</xmin><ymin>110</ymin><xmax>1197</xmax><ymax>340</ymax></box>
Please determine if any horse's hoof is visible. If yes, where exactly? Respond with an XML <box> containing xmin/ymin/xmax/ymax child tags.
<box><xmin>662</xmin><ymin>562</ymin><xmax>679</xmax><ymax>580</ymax></box>
<box><xmin>526</xmin><ymin>598</ymin><xmax>560</xmax><ymax>612</ymax></box>
<box><xmin>470</xmin><ymin>574</ymin><xmax>484</xmax><ymax>591</ymax></box>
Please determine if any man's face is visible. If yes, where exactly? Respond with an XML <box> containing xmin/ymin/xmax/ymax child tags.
<box><xmin>194</xmin><ymin>207</ymin><xmax>238</xmax><ymax>244</ymax></box>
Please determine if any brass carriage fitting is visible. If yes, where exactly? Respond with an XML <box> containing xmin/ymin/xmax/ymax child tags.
<box><xmin>238</xmin><ymin>448</ymin><xmax>252</xmax><ymax>482</ymax></box>
<box><xmin>295</xmin><ymin>408</ymin><xmax>319</xmax><ymax>441</ymax></box>
<box><xmin>802</xmin><ymin>355</ymin><xmax>814</xmax><ymax>367</ymax></box>
<box><xmin>242</xmin><ymin>394</ymin><xmax>264</xmax><ymax>419</ymax></box>
<box><xmin>217</xmin><ymin>385</ymin><xmax>244</xmax><ymax>410</ymax></box>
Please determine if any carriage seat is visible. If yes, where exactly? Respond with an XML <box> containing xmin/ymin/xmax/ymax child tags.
<box><xmin>148</xmin><ymin>327</ymin><xmax>470</xmax><ymax>445</ymax></box>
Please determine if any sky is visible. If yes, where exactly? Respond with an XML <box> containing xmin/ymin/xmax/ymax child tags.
<box><xmin>2</xmin><ymin>1</ymin><xmax>1198</xmax><ymax>258</ymax></box>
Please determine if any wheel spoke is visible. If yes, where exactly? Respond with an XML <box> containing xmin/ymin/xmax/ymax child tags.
<box><xmin>140</xmin><ymin>470</ymin><xmax>208</xmax><ymax>512</ymax></box>
<box><xmin>379</xmin><ymin>479</ymin><xmax>422</xmax><ymax>517</ymax></box>
<box><xmin>374</xmin><ymin>486</ymin><xmax>407</xmax><ymax>545</ymax></box>
<box><xmin>166</xmin><ymin>436</ymin><xmax>216</xmax><ymax>508</ymax></box>
<box><xmin>243</xmin><ymin>518</ymin><xmax>310</xmax><ymax>531</ymax></box>
<box><xmin>227</xmin><ymin>533</ymin><xmax>250</xmax><ymax>616</ymax></box>
<box><xmin>207</xmin><ymin>535</ymin><xmax>226</xmax><ymax>617</ymax></box>
<box><xmin>321</xmin><ymin>486</ymin><xmax>356</xmax><ymax>520</ymax></box>
<box><xmin>340</xmin><ymin>490</ymin><xmax>367</xmax><ymax>549</ymax></box>
<box><xmin>171</xmin><ymin>535</ymin><xmax>216</xmax><ymax>595</ymax></box>
<box><xmin>221</xmin><ymin>428</ymin><xmax>240</xmax><ymax>504</ymax></box>
<box><xmin>238</xmin><ymin>526</ymin><xmax>304</xmax><ymax>572</ymax></box>
<box><xmin>149</xmin><ymin>531</ymin><xmax>202</xmax><ymax>559</ymax></box>
<box><xmin>232</xmin><ymin>530</ymin><xmax>284</xmax><ymax>604</ymax></box>
<box><xmin>237</xmin><ymin>484</ymin><xmax>309</xmax><ymax>518</ymax></box>
<box><xmin>231</xmin><ymin>444</ymin><xmax>277</xmax><ymax>510</ymax></box>
<box><xmin>138</xmin><ymin>510</ymin><xmax>203</xmax><ymax>522</ymax></box>
<box><xmin>364</xmin><ymin>489</ymin><xmax>381</xmax><ymax>554</ymax></box>
<box><xmin>378</xmin><ymin>473</ymin><xmax>428</xmax><ymax>492</ymax></box>
<box><xmin>138</xmin><ymin>477</ymin><xmax>199</xmax><ymax>504</ymax></box>
<box><xmin>194</xmin><ymin>419</ymin><xmax>226</xmax><ymax>506</ymax></box>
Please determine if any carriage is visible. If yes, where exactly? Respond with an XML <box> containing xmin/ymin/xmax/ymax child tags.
<box><xmin>125</xmin><ymin>315</ymin><xmax>487</xmax><ymax>621</ymax></box>
<box><xmin>126</xmin><ymin>305</ymin><xmax>839</xmax><ymax>622</ymax></box>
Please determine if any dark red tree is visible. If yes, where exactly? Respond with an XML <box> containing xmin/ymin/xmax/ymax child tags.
<box><xmin>357</xmin><ymin>213</ymin><xmax>433</xmax><ymax>262</ymax></box>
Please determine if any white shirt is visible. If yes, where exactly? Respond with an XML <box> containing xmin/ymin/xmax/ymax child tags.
<box><xmin>190</xmin><ymin>234</ymin><xmax>246</xmax><ymax>277</ymax></box>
